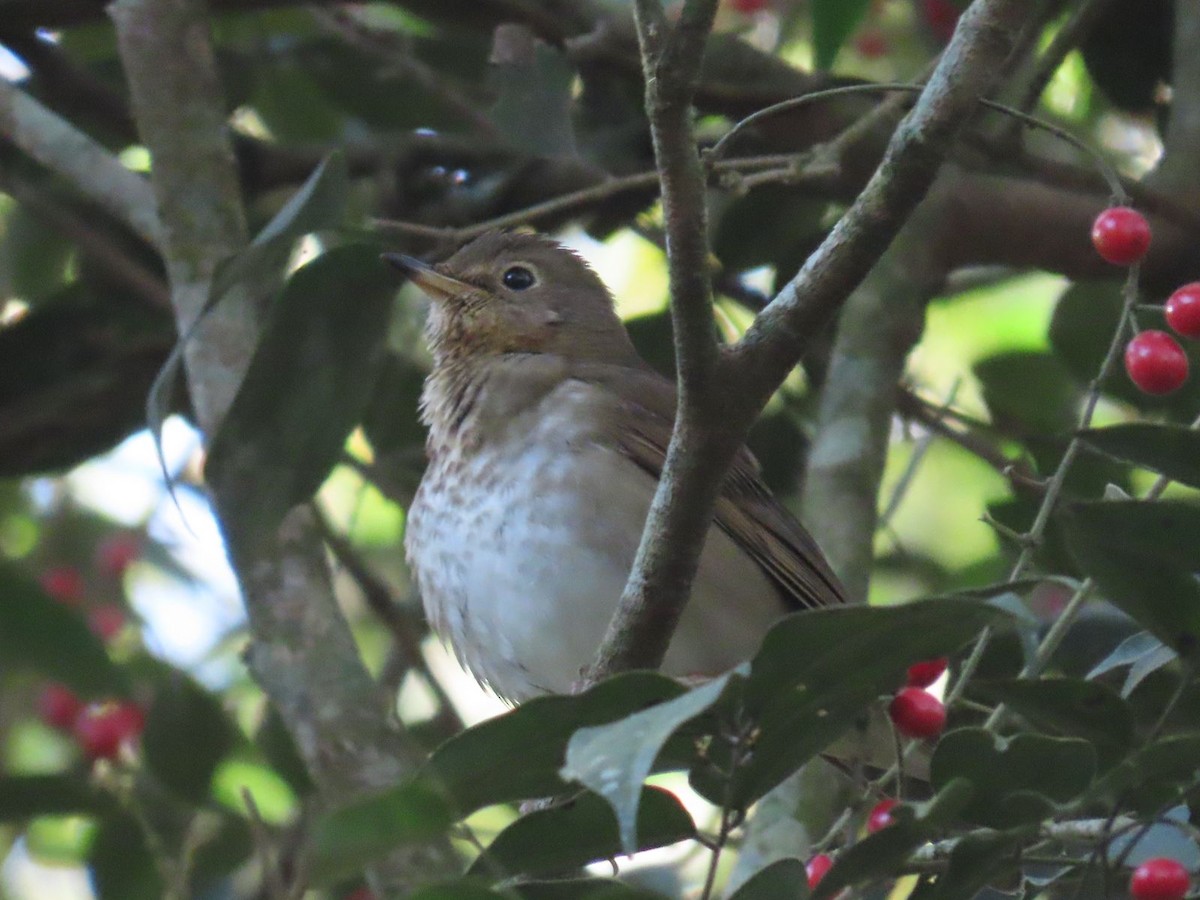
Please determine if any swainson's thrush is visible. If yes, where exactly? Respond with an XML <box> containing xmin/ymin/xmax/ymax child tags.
<box><xmin>388</xmin><ymin>231</ymin><xmax>846</xmax><ymax>702</ymax></box>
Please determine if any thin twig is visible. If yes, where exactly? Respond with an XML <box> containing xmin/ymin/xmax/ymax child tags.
<box><xmin>879</xmin><ymin>380</ymin><xmax>962</xmax><ymax>532</ymax></box>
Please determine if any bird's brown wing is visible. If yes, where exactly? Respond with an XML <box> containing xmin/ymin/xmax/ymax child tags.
<box><xmin>573</xmin><ymin>363</ymin><xmax>847</xmax><ymax>610</ymax></box>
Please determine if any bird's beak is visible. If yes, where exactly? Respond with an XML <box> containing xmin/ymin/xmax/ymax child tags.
<box><xmin>383</xmin><ymin>253</ymin><xmax>473</xmax><ymax>302</ymax></box>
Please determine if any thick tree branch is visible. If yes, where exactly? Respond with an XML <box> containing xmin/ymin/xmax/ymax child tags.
<box><xmin>1149</xmin><ymin>0</ymin><xmax>1200</xmax><ymax>195</ymax></box>
<box><xmin>589</xmin><ymin>0</ymin><xmax>728</xmax><ymax>678</ymax></box>
<box><xmin>799</xmin><ymin>200</ymin><xmax>945</xmax><ymax>602</ymax></box>
<box><xmin>107</xmin><ymin>0</ymin><xmax>456</xmax><ymax>890</ymax></box>
<box><xmin>0</xmin><ymin>77</ymin><xmax>161</xmax><ymax>246</ymax></box>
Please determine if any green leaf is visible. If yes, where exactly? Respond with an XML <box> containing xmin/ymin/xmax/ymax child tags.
<box><xmin>971</xmin><ymin>678</ymin><xmax>1133</xmax><ymax>769</ymax></box>
<box><xmin>1079</xmin><ymin>423</ymin><xmax>1200</xmax><ymax>489</ymax></box>
<box><xmin>0</xmin><ymin>562</ymin><xmax>123</xmax><ymax>694</ymax></box>
<box><xmin>411</xmin><ymin>883</ymin><xmax>512</xmax><ymax>900</ymax></box>
<box><xmin>308</xmin><ymin>779</ymin><xmax>455</xmax><ymax>884</ymax></box>
<box><xmin>973</xmin><ymin>351</ymin><xmax>1081</xmax><ymax>436</ymax></box>
<box><xmin>813</xmin><ymin>779</ymin><xmax>974</xmax><ymax>899</ymax></box>
<box><xmin>1086</xmin><ymin>734</ymin><xmax>1200</xmax><ymax>814</ymax></box>
<box><xmin>206</xmin><ymin>244</ymin><xmax>395</xmax><ymax>551</ymax></box>
<box><xmin>0</xmin><ymin>775</ymin><xmax>115</xmax><ymax>821</ymax></box>
<box><xmin>727</xmin><ymin>858</ymin><xmax>810</xmax><ymax>900</ymax></box>
<box><xmin>0</xmin><ymin>204</ymin><xmax>74</xmax><ymax>300</ymax></box>
<box><xmin>210</xmin><ymin>152</ymin><xmax>350</xmax><ymax>302</ymax></box>
<box><xmin>812</xmin><ymin>0</ymin><xmax>872</xmax><ymax>70</ymax></box>
<box><xmin>560</xmin><ymin>674</ymin><xmax>732</xmax><ymax>854</ymax></box>
<box><xmin>512</xmin><ymin>879</ymin><xmax>670</xmax><ymax>899</ymax></box>
<box><xmin>930</xmin><ymin>729</ymin><xmax>1095</xmax><ymax>828</ymax></box>
<box><xmin>468</xmin><ymin>787</ymin><xmax>694</xmax><ymax>879</ymax></box>
<box><xmin>142</xmin><ymin>676</ymin><xmax>237</xmax><ymax>804</ymax></box>
<box><xmin>726</xmin><ymin>600</ymin><xmax>1009</xmax><ymax>806</ymax></box>
<box><xmin>90</xmin><ymin>813</ymin><xmax>164</xmax><ymax>900</ymax></box>
<box><xmin>423</xmin><ymin>672</ymin><xmax>682</xmax><ymax>816</ymax></box>
<box><xmin>488</xmin><ymin>30</ymin><xmax>577</xmax><ymax>157</ymax></box>
<box><xmin>1059</xmin><ymin>500</ymin><xmax>1200</xmax><ymax>659</ymax></box>
<box><xmin>257</xmin><ymin>706</ymin><xmax>316</xmax><ymax>797</ymax></box>
<box><xmin>360</xmin><ymin>351</ymin><xmax>428</xmax><ymax>454</ymax></box>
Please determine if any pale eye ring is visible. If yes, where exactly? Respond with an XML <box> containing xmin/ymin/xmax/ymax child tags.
<box><xmin>502</xmin><ymin>265</ymin><xmax>537</xmax><ymax>291</ymax></box>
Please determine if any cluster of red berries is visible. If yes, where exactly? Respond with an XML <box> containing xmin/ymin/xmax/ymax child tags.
<box><xmin>38</xmin><ymin>533</ymin><xmax>140</xmax><ymax>642</ymax></box>
<box><xmin>1091</xmin><ymin>207</ymin><xmax>1198</xmax><ymax>396</ymax></box>
<box><xmin>888</xmin><ymin>657</ymin><xmax>949</xmax><ymax>740</ymax></box>
<box><xmin>802</xmin><ymin>659</ymin><xmax>951</xmax><ymax>891</ymax></box>
<box><xmin>805</xmin><ymin>812</ymin><xmax>1194</xmax><ymax>896</ymax></box>
<box><xmin>37</xmin><ymin>683</ymin><xmax>145</xmax><ymax>761</ymax></box>
<box><xmin>727</xmin><ymin>0</ymin><xmax>769</xmax><ymax>14</ymax></box>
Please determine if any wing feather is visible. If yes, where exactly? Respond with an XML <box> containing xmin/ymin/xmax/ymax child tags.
<box><xmin>571</xmin><ymin>363</ymin><xmax>847</xmax><ymax>610</ymax></box>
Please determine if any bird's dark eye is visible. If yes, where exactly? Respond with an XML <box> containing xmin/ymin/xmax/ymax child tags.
<box><xmin>502</xmin><ymin>265</ymin><xmax>537</xmax><ymax>291</ymax></box>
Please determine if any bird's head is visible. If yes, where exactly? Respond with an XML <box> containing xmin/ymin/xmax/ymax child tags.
<box><xmin>386</xmin><ymin>231</ymin><xmax>638</xmax><ymax>364</ymax></box>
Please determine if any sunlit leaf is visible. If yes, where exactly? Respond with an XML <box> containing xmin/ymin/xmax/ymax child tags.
<box><xmin>560</xmin><ymin>673</ymin><xmax>731</xmax><ymax>854</ymax></box>
<box><xmin>424</xmin><ymin>672</ymin><xmax>682</xmax><ymax>816</ymax></box>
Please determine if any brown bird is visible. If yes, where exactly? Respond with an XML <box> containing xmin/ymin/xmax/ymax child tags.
<box><xmin>387</xmin><ymin>231</ymin><xmax>846</xmax><ymax>703</ymax></box>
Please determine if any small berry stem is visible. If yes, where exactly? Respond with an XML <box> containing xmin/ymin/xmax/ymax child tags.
<box><xmin>949</xmin><ymin>263</ymin><xmax>1146</xmax><ymax>720</ymax></box>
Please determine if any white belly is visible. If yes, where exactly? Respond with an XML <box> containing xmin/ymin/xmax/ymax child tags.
<box><xmin>405</xmin><ymin>385</ymin><xmax>785</xmax><ymax>701</ymax></box>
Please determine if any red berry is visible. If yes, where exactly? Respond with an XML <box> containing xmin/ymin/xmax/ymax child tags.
<box><xmin>866</xmin><ymin>798</ymin><xmax>898</xmax><ymax>833</ymax></box>
<box><xmin>806</xmin><ymin>853</ymin><xmax>834</xmax><ymax>889</ymax></box>
<box><xmin>1130</xmin><ymin>857</ymin><xmax>1191</xmax><ymax>900</ymax></box>
<box><xmin>1165</xmin><ymin>283</ymin><xmax>1200</xmax><ymax>340</ymax></box>
<box><xmin>87</xmin><ymin>604</ymin><xmax>126</xmax><ymax>642</ymax></box>
<box><xmin>1125</xmin><ymin>330</ymin><xmax>1189</xmax><ymax>395</ymax></box>
<box><xmin>40</xmin><ymin>566</ymin><xmax>84</xmax><ymax>606</ymax></box>
<box><xmin>73</xmin><ymin>701</ymin><xmax>145</xmax><ymax>761</ymax></box>
<box><xmin>729</xmin><ymin>0</ymin><xmax>769</xmax><ymax>13</ymax></box>
<box><xmin>854</xmin><ymin>29</ymin><xmax>889</xmax><ymax>59</ymax></box>
<box><xmin>1091</xmin><ymin>206</ymin><xmax>1152</xmax><ymax>265</ymax></box>
<box><xmin>37</xmin><ymin>683</ymin><xmax>85</xmax><ymax>732</ymax></box>
<box><xmin>96</xmin><ymin>534</ymin><xmax>140</xmax><ymax>578</ymax></box>
<box><xmin>922</xmin><ymin>0</ymin><xmax>962</xmax><ymax>42</ymax></box>
<box><xmin>906</xmin><ymin>657</ymin><xmax>948</xmax><ymax>688</ymax></box>
<box><xmin>889</xmin><ymin>687</ymin><xmax>948</xmax><ymax>739</ymax></box>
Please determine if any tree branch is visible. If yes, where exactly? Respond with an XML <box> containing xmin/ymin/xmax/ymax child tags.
<box><xmin>588</xmin><ymin>0</ymin><xmax>729</xmax><ymax>678</ymax></box>
<box><xmin>0</xmin><ymin>77</ymin><xmax>161</xmax><ymax>246</ymax></box>
<box><xmin>107</xmin><ymin>0</ymin><xmax>457</xmax><ymax>890</ymax></box>
<box><xmin>799</xmin><ymin>200</ymin><xmax>945</xmax><ymax>602</ymax></box>
<box><xmin>1149</xmin><ymin>0</ymin><xmax>1200</xmax><ymax>195</ymax></box>
<box><xmin>589</xmin><ymin>0</ymin><xmax>1029</xmax><ymax>679</ymax></box>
